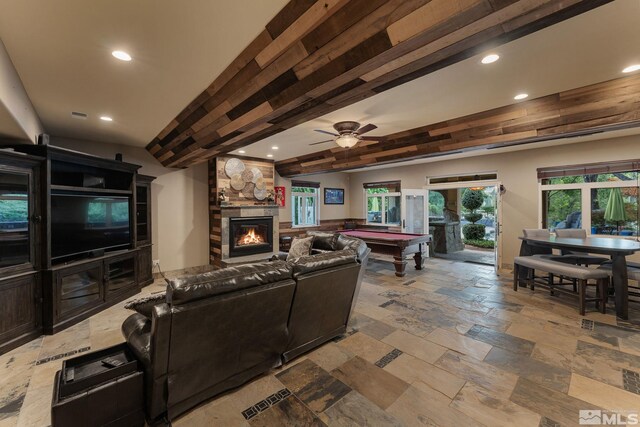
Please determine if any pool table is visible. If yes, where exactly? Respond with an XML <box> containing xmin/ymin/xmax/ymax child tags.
<box><xmin>337</xmin><ymin>229</ymin><xmax>432</xmax><ymax>277</ymax></box>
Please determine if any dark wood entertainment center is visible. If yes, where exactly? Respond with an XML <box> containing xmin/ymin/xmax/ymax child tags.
<box><xmin>0</xmin><ymin>145</ymin><xmax>155</xmax><ymax>354</ymax></box>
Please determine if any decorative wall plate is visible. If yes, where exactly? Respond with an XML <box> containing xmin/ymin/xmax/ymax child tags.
<box><xmin>241</xmin><ymin>169</ymin><xmax>254</xmax><ymax>183</ymax></box>
<box><xmin>250</xmin><ymin>167</ymin><xmax>263</xmax><ymax>183</ymax></box>
<box><xmin>242</xmin><ymin>182</ymin><xmax>255</xmax><ymax>198</ymax></box>
<box><xmin>255</xmin><ymin>177</ymin><xmax>266</xmax><ymax>190</ymax></box>
<box><xmin>254</xmin><ymin>187</ymin><xmax>267</xmax><ymax>200</ymax></box>
<box><xmin>230</xmin><ymin>174</ymin><xmax>245</xmax><ymax>190</ymax></box>
<box><xmin>225</xmin><ymin>158</ymin><xmax>245</xmax><ymax>178</ymax></box>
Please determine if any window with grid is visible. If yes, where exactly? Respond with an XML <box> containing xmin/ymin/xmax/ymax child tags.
<box><xmin>538</xmin><ymin>160</ymin><xmax>639</xmax><ymax>236</ymax></box>
<box><xmin>364</xmin><ymin>181</ymin><xmax>401</xmax><ymax>226</ymax></box>
<box><xmin>291</xmin><ymin>181</ymin><xmax>319</xmax><ymax>227</ymax></box>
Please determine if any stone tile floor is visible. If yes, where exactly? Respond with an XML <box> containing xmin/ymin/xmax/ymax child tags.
<box><xmin>1</xmin><ymin>255</ymin><xmax>640</xmax><ymax>426</ymax></box>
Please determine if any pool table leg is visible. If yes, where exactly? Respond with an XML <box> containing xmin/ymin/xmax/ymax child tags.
<box><xmin>414</xmin><ymin>244</ymin><xmax>425</xmax><ymax>270</ymax></box>
<box><xmin>393</xmin><ymin>256</ymin><xmax>407</xmax><ymax>277</ymax></box>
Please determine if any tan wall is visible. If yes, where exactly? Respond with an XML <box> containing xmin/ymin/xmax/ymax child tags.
<box><xmin>0</xmin><ymin>39</ymin><xmax>43</xmax><ymax>142</ymax></box>
<box><xmin>348</xmin><ymin>135</ymin><xmax>640</xmax><ymax>267</ymax></box>
<box><xmin>275</xmin><ymin>171</ymin><xmax>351</xmax><ymax>223</ymax></box>
<box><xmin>52</xmin><ymin>137</ymin><xmax>209</xmax><ymax>272</ymax></box>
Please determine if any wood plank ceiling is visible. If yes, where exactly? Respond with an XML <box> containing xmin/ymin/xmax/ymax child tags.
<box><xmin>275</xmin><ymin>74</ymin><xmax>640</xmax><ymax>176</ymax></box>
<box><xmin>146</xmin><ymin>0</ymin><xmax>611</xmax><ymax>168</ymax></box>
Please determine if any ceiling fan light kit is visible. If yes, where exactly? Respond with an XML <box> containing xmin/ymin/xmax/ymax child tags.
<box><xmin>335</xmin><ymin>134</ymin><xmax>360</xmax><ymax>148</ymax></box>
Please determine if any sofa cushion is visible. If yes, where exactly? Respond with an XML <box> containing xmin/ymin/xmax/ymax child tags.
<box><xmin>287</xmin><ymin>235</ymin><xmax>314</xmax><ymax>261</ymax></box>
<box><xmin>307</xmin><ymin>231</ymin><xmax>339</xmax><ymax>251</ymax></box>
<box><xmin>290</xmin><ymin>249</ymin><xmax>357</xmax><ymax>278</ymax></box>
<box><xmin>336</xmin><ymin>235</ymin><xmax>369</xmax><ymax>261</ymax></box>
<box><xmin>168</xmin><ymin>261</ymin><xmax>292</xmax><ymax>305</ymax></box>
<box><xmin>124</xmin><ymin>292</ymin><xmax>167</xmax><ymax>318</ymax></box>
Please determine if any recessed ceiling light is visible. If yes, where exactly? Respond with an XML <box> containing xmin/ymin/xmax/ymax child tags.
<box><xmin>266</xmin><ymin>154</ymin><xmax>273</xmax><ymax>158</ymax></box>
<box><xmin>481</xmin><ymin>54</ymin><xmax>499</xmax><ymax>64</ymax></box>
<box><xmin>514</xmin><ymin>93</ymin><xmax>528</xmax><ymax>100</ymax></box>
<box><xmin>271</xmin><ymin>146</ymin><xmax>279</xmax><ymax>150</ymax></box>
<box><xmin>622</xmin><ymin>64</ymin><xmax>640</xmax><ymax>73</ymax></box>
<box><xmin>238</xmin><ymin>150</ymin><xmax>245</xmax><ymax>154</ymax></box>
<box><xmin>111</xmin><ymin>50</ymin><xmax>132</xmax><ymax>61</ymax></box>
<box><xmin>100</xmin><ymin>116</ymin><xmax>113</xmax><ymax>122</ymax></box>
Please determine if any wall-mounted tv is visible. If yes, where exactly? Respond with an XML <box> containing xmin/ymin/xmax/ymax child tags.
<box><xmin>51</xmin><ymin>193</ymin><xmax>131</xmax><ymax>261</ymax></box>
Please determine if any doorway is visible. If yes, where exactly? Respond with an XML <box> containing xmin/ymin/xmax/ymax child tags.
<box><xmin>425</xmin><ymin>180</ymin><xmax>502</xmax><ymax>273</ymax></box>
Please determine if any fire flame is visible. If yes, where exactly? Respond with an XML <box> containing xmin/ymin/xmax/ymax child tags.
<box><xmin>238</xmin><ymin>228</ymin><xmax>264</xmax><ymax>245</ymax></box>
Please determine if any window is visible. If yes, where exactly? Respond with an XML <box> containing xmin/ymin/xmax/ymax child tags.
<box><xmin>291</xmin><ymin>182</ymin><xmax>319</xmax><ymax>227</ymax></box>
<box><xmin>364</xmin><ymin>181</ymin><xmax>401</xmax><ymax>226</ymax></box>
<box><xmin>539</xmin><ymin>164</ymin><xmax>639</xmax><ymax>236</ymax></box>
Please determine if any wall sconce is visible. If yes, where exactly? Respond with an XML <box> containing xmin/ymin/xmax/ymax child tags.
<box><xmin>219</xmin><ymin>187</ymin><xmax>227</xmax><ymax>204</ymax></box>
<box><xmin>499</xmin><ymin>184</ymin><xmax>506</xmax><ymax>194</ymax></box>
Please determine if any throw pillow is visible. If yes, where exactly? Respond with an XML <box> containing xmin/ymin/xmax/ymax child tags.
<box><xmin>287</xmin><ymin>235</ymin><xmax>314</xmax><ymax>261</ymax></box>
<box><xmin>307</xmin><ymin>231</ymin><xmax>339</xmax><ymax>251</ymax></box>
<box><xmin>124</xmin><ymin>292</ymin><xmax>166</xmax><ymax>318</ymax></box>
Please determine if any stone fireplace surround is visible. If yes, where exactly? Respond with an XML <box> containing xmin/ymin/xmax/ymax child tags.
<box><xmin>215</xmin><ymin>205</ymin><xmax>279</xmax><ymax>266</ymax></box>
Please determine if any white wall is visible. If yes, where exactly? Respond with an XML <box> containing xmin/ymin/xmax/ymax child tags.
<box><xmin>348</xmin><ymin>135</ymin><xmax>640</xmax><ymax>267</ymax></box>
<box><xmin>52</xmin><ymin>137</ymin><xmax>209</xmax><ymax>272</ymax></box>
<box><xmin>275</xmin><ymin>171</ymin><xmax>351</xmax><ymax>223</ymax></box>
<box><xmin>0</xmin><ymin>39</ymin><xmax>42</xmax><ymax>142</ymax></box>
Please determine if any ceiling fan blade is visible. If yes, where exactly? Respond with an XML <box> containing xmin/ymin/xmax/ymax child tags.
<box><xmin>314</xmin><ymin>129</ymin><xmax>339</xmax><ymax>137</ymax></box>
<box><xmin>309</xmin><ymin>139</ymin><xmax>334</xmax><ymax>146</ymax></box>
<box><xmin>356</xmin><ymin>123</ymin><xmax>378</xmax><ymax>135</ymax></box>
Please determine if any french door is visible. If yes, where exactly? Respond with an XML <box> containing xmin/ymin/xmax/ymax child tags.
<box><xmin>401</xmin><ymin>189</ymin><xmax>428</xmax><ymax>234</ymax></box>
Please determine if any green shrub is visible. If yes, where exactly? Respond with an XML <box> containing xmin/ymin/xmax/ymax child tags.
<box><xmin>463</xmin><ymin>223</ymin><xmax>486</xmax><ymax>240</ymax></box>
<box><xmin>461</xmin><ymin>189</ymin><xmax>484</xmax><ymax>213</ymax></box>
<box><xmin>464</xmin><ymin>213</ymin><xmax>483</xmax><ymax>224</ymax></box>
<box><xmin>464</xmin><ymin>239</ymin><xmax>495</xmax><ymax>249</ymax></box>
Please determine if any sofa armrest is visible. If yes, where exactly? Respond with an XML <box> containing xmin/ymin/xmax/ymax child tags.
<box><xmin>122</xmin><ymin>303</ymin><xmax>172</xmax><ymax>420</ymax></box>
<box><xmin>269</xmin><ymin>253</ymin><xmax>288</xmax><ymax>261</ymax></box>
<box><xmin>122</xmin><ymin>313</ymin><xmax>152</xmax><ymax>366</ymax></box>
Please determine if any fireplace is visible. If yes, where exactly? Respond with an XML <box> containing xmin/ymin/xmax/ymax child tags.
<box><xmin>229</xmin><ymin>216</ymin><xmax>273</xmax><ymax>258</ymax></box>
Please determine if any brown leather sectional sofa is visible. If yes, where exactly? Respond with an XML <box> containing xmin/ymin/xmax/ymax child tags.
<box><xmin>121</xmin><ymin>235</ymin><xmax>369</xmax><ymax>422</ymax></box>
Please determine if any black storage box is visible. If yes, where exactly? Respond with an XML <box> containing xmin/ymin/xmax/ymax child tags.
<box><xmin>51</xmin><ymin>343</ymin><xmax>144</xmax><ymax>427</ymax></box>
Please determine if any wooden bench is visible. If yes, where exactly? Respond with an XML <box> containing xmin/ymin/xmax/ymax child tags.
<box><xmin>514</xmin><ymin>256</ymin><xmax>608</xmax><ymax>315</ymax></box>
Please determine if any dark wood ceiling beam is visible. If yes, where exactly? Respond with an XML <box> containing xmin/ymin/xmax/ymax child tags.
<box><xmin>146</xmin><ymin>0</ymin><xmax>612</xmax><ymax>167</ymax></box>
<box><xmin>275</xmin><ymin>74</ymin><xmax>640</xmax><ymax>177</ymax></box>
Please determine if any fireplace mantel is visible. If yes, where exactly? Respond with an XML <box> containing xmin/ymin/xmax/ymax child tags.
<box><xmin>218</xmin><ymin>204</ymin><xmax>279</xmax><ymax>209</ymax></box>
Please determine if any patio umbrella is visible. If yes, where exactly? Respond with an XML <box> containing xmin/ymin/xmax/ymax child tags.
<box><xmin>370</xmin><ymin>196</ymin><xmax>380</xmax><ymax>213</ymax></box>
<box><xmin>604</xmin><ymin>187</ymin><xmax>626</xmax><ymax>233</ymax></box>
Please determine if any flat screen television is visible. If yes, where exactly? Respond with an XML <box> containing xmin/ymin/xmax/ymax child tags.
<box><xmin>51</xmin><ymin>193</ymin><xmax>131</xmax><ymax>261</ymax></box>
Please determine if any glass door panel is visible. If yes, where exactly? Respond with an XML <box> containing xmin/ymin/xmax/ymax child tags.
<box><xmin>0</xmin><ymin>172</ymin><xmax>30</xmax><ymax>268</ymax></box>
<box><xmin>401</xmin><ymin>190</ymin><xmax>427</xmax><ymax>233</ymax></box>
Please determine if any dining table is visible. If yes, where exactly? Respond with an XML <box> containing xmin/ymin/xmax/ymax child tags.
<box><xmin>519</xmin><ymin>235</ymin><xmax>640</xmax><ymax>320</ymax></box>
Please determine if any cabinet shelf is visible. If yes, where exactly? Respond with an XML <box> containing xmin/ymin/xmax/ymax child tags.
<box><xmin>51</xmin><ymin>185</ymin><xmax>132</xmax><ymax>195</ymax></box>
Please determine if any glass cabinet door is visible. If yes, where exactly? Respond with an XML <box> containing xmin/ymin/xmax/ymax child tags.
<box><xmin>0</xmin><ymin>171</ymin><xmax>32</xmax><ymax>270</ymax></box>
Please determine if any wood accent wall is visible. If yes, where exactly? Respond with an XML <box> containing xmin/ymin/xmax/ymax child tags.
<box><xmin>146</xmin><ymin>0</ymin><xmax>610</xmax><ymax>168</ymax></box>
<box><xmin>209</xmin><ymin>156</ymin><xmax>275</xmax><ymax>205</ymax></box>
<box><xmin>210</xmin><ymin>206</ymin><xmax>222</xmax><ymax>263</ymax></box>
<box><xmin>276</xmin><ymin>74</ymin><xmax>640</xmax><ymax>176</ymax></box>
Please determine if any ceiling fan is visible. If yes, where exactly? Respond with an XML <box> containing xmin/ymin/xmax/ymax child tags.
<box><xmin>310</xmin><ymin>121</ymin><xmax>382</xmax><ymax>148</ymax></box>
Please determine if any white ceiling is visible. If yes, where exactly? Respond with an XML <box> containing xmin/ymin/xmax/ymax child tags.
<box><xmin>0</xmin><ymin>0</ymin><xmax>288</xmax><ymax>146</ymax></box>
<box><xmin>246</xmin><ymin>0</ymin><xmax>640</xmax><ymax>161</ymax></box>
<box><xmin>0</xmin><ymin>0</ymin><xmax>638</xmax><ymax>163</ymax></box>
